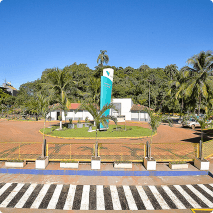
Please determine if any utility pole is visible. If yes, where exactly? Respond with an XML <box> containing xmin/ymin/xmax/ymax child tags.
<box><xmin>148</xmin><ymin>80</ymin><xmax>153</xmax><ymax>109</ymax></box>
<box><xmin>149</xmin><ymin>81</ymin><xmax>150</xmax><ymax>109</ymax></box>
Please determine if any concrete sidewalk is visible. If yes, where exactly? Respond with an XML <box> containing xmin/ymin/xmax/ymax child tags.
<box><xmin>0</xmin><ymin>159</ymin><xmax>212</xmax><ymax>186</ymax></box>
<box><xmin>0</xmin><ymin>160</ymin><xmax>212</xmax><ymax>213</ymax></box>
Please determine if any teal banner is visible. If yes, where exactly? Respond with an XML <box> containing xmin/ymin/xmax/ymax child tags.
<box><xmin>100</xmin><ymin>68</ymin><xmax>114</xmax><ymax>130</ymax></box>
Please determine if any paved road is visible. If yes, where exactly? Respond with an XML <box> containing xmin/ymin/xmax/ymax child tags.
<box><xmin>0</xmin><ymin>182</ymin><xmax>212</xmax><ymax>211</ymax></box>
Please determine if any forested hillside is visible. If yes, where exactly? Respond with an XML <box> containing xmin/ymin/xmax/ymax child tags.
<box><xmin>1</xmin><ymin>50</ymin><xmax>213</xmax><ymax>117</ymax></box>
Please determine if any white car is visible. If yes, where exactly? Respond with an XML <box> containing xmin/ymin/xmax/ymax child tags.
<box><xmin>182</xmin><ymin>118</ymin><xmax>200</xmax><ymax>129</ymax></box>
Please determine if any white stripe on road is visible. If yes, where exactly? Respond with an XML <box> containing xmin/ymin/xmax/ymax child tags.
<box><xmin>162</xmin><ymin>185</ymin><xmax>186</xmax><ymax>209</ymax></box>
<box><xmin>136</xmin><ymin>185</ymin><xmax>154</xmax><ymax>210</ymax></box>
<box><xmin>110</xmin><ymin>185</ymin><xmax>122</xmax><ymax>210</ymax></box>
<box><xmin>15</xmin><ymin>183</ymin><xmax>37</xmax><ymax>208</ymax></box>
<box><xmin>149</xmin><ymin>185</ymin><xmax>170</xmax><ymax>210</ymax></box>
<box><xmin>186</xmin><ymin>185</ymin><xmax>213</xmax><ymax>208</ymax></box>
<box><xmin>96</xmin><ymin>185</ymin><xmax>105</xmax><ymax>210</ymax></box>
<box><xmin>80</xmin><ymin>185</ymin><xmax>90</xmax><ymax>210</ymax></box>
<box><xmin>198</xmin><ymin>184</ymin><xmax>213</xmax><ymax>197</ymax></box>
<box><xmin>30</xmin><ymin>184</ymin><xmax>50</xmax><ymax>209</ymax></box>
<box><xmin>47</xmin><ymin>184</ymin><xmax>63</xmax><ymax>209</ymax></box>
<box><xmin>0</xmin><ymin>183</ymin><xmax>24</xmax><ymax>208</ymax></box>
<box><xmin>63</xmin><ymin>185</ymin><xmax>76</xmax><ymax>210</ymax></box>
<box><xmin>123</xmin><ymin>185</ymin><xmax>137</xmax><ymax>210</ymax></box>
<box><xmin>174</xmin><ymin>185</ymin><xmax>201</xmax><ymax>209</ymax></box>
<box><xmin>0</xmin><ymin>183</ymin><xmax>12</xmax><ymax>196</ymax></box>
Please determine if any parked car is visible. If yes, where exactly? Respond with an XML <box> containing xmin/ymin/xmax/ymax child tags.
<box><xmin>182</xmin><ymin>116</ymin><xmax>212</xmax><ymax>129</ymax></box>
<box><xmin>182</xmin><ymin>118</ymin><xmax>200</xmax><ymax>129</ymax></box>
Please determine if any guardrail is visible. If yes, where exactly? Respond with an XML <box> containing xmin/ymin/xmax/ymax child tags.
<box><xmin>0</xmin><ymin>141</ymin><xmax>202</xmax><ymax>162</ymax></box>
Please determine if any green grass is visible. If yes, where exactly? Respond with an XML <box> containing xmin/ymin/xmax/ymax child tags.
<box><xmin>41</xmin><ymin>124</ymin><xmax>152</xmax><ymax>138</ymax></box>
<box><xmin>170</xmin><ymin>161</ymin><xmax>187</xmax><ymax>164</ymax></box>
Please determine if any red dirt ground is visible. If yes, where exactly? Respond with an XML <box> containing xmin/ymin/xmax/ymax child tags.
<box><xmin>0</xmin><ymin>119</ymin><xmax>211</xmax><ymax>144</ymax></box>
<box><xmin>1</xmin><ymin>119</ymin><xmax>212</xmax><ymax>161</ymax></box>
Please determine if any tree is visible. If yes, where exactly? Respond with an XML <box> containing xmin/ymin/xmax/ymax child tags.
<box><xmin>193</xmin><ymin>111</ymin><xmax>213</xmax><ymax>160</ymax></box>
<box><xmin>88</xmin><ymin>77</ymin><xmax>101</xmax><ymax>104</ymax></box>
<box><xmin>185</xmin><ymin>51</ymin><xmax>213</xmax><ymax>115</ymax></box>
<box><xmin>164</xmin><ymin>64</ymin><xmax>179</xmax><ymax>81</ymax></box>
<box><xmin>81</xmin><ymin>102</ymin><xmax>115</xmax><ymax>158</ymax></box>
<box><xmin>36</xmin><ymin>92</ymin><xmax>51</xmax><ymax>158</ymax></box>
<box><xmin>145</xmin><ymin>109</ymin><xmax>172</xmax><ymax>159</ymax></box>
<box><xmin>167</xmin><ymin>69</ymin><xmax>189</xmax><ymax>116</ymax></box>
<box><xmin>43</xmin><ymin>68</ymin><xmax>73</xmax><ymax>129</ymax></box>
<box><xmin>97</xmin><ymin>50</ymin><xmax>109</xmax><ymax>67</ymax></box>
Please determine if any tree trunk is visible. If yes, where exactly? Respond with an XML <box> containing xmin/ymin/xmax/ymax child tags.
<box><xmin>200</xmin><ymin>129</ymin><xmax>204</xmax><ymax>160</ymax></box>
<box><xmin>60</xmin><ymin>109</ymin><xmax>62</xmax><ymax>129</ymax></box>
<box><xmin>149</xmin><ymin>130</ymin><xmax>153</xmax><ymax>160</ymax></box>
<box><xmin>95</xmin><ymin>128</ymin><xmax>98</xmax><ymax>158</ymax></box>
<box><xmin>42</xmin><ymin>118</ymin><xmax>46</xmax><ymax>159</ymax></box>
<box><xmin>201</xmin><ymin>129</ymin><xmax>203</xmax><ymax>143</ymax></box>
<box><xmin>198</xmin><ymin>94</ymin><xmax>201</xmax><ymax>116</ymax></box>
<box><xmin>43</xmin><ymin>119</ymin><xmax>46</xmax><ymax>141</ymax></box>
<box><xmin>182</xmin><ymin>97</ymin><xmax>184</xmax><ymax>111</ymax></box>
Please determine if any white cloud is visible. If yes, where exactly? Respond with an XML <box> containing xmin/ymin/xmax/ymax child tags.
<box><xmin>211</xmin><ymin>0</ymin><xmax>213</xmax><ymax>2</ymax></box>
<box><xmin>0</xmin><ymin>0</ymin><xmax>3</xmax><ymax>3</ymax></box>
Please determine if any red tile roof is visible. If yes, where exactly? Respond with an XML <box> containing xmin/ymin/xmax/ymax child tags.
<box><xmin>68</xmin><ymin>103</ymin><xmax>81</xmax><ymax>110</ymax></box>
<box><xmin>131</xmin><ymin>104</ymin><xmax>153</xmax><ymax>111</ymax></box>
<box><xmin>49</xmin><ymin>103</ymin><xmax>99</xmax><ymax>110</ymax></box>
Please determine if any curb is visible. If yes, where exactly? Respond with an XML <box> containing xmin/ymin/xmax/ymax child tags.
<box><xmin>0</xmin><ymin>168</ymin><xmax>210</xmax><ymax>177</ymax></box>
<box><xmin>39</xmin><ymin>130</ymin><xmax>157</xmax><ymax>140</ymax></box>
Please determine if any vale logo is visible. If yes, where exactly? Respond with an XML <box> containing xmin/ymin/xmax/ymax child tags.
<box><xmin>106</xmin><ymin>71</ymin><xmax>110</xmax><ymax>76</ymax></box>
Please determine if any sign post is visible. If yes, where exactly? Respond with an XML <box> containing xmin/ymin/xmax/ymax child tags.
<box><xmin>100</xmin><ymin>68</ymin><xmax>114</xmax><ymax>130</ymax></box>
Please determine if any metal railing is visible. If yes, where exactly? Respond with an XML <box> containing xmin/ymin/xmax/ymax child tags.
<box><xmin>0</xmin><ymin>142</ymin><xmax>42</xmax><ymax>161</ymax></box>
<box><xmin>0</xmin><ymin>141</ymin><xmax>203</xmax><ymax>162</ymax></box>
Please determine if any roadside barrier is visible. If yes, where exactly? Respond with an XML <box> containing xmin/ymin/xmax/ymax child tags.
<box><xmin>0</xmin><ymin>141</ymin><xmax>202</xmax><ymax>162</ymax></box>
<box><xmin>203</xmin><ymin>139</ymin><xmax>213</xmax><ymax>159</ymax></box>
<box><xmin>0</xmin><ymin>142</ymin><xmax>42</xmax><ymax>161</ymax></box>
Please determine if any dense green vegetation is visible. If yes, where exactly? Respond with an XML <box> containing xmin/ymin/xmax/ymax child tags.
<box><xmin>1</xmin><ymin>50</ymin><xmax>213</xmax><ymax>118</ymax></box>
<box><xmin>41</xmin><ymin>125</ymin><xmax>152</xmax><ymax>138</ymax></box>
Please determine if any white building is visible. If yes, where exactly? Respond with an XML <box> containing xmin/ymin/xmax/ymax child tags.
<box><xmin>47</xmin><ymin>98</ymin><xmax>150</xmax><ymax>122</ymax></box>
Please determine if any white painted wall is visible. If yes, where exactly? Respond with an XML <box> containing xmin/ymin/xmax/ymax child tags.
<box><xmin>47</xmin><ymin>111</ymin><xmax>58</xmax><ymax>120</ymax></box>
<box><xmin>47</xmin><ymin>110</ymin><xmax>94</xmax><ymax>121</ymax></box>
<box><xmin>111</xmin><ymin>98</ymin><xmax>133</xmax><ymax>120</ymax></box>
<box><xmin>47</xmin><ymin>98</ymin><xmax>149</xmax><ymax>122</ymax></box>
<box><xmin>131</xmin><ymin>111</ymin><xmax>150</xmax><ymax>121</ymax></box>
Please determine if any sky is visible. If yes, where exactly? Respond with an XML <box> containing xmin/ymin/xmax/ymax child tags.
<box><xmin>0</xmin><ymin>0</ymin><xmax>213</xmax><ymax>90</ymax></box>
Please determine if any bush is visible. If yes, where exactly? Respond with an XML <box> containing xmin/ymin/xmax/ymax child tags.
<box><xmin>69</xmin><ymin>118</ymin><xmax>73</xmax><ymax>124</ymax></box>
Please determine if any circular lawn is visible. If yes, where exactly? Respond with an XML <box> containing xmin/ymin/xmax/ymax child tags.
<box><xmin>41</xmin><ymin>124</ymin><xmax>152</xmax><ymax>138</ymax></box>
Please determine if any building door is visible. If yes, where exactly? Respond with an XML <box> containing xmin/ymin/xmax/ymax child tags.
<box><xmin>57</xmin><ymin>112</ymin><xmax>60</xmax><ymax>120</ymax></box>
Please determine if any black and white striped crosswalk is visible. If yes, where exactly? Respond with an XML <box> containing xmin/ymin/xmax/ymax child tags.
<box><xmin>0</xmin><ymin>182</ymin><xmax>212</xmax><ymax>210</ymax></box>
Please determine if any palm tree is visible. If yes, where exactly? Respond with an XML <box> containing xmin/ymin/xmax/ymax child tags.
<box><xmin>97</xmin><ymin>50</ymin><xmax>109</xmax><ymax>67</ymax></box>
<box><xmin>81</xmin><ymin>102</ymin><xmax>115</xmax><ymax>158</ymax></box>
<box><xmin>43</xmin><ymin>68</ymin><xmax>73</xmax><ymax>129</ymax></box>
<box><xmin>168</xmin><ymin>68</ymin><xmax>190</xmax><ymax>117</ymax></box>
<box><xmin>88</xmin><ymin>77</ymin><xmax>101</xmax><ymax>104</ymax></box>
<box><xmin>164</xmin><ymin>64</ymin><xmax>178</xmax><ymax>81</ymax></box>
<box><xmin>145</xmin><ymin>109</ymin><xmax>172</xmax><ymax>159</ymax></box>
<box><xmin>193</xmin><ymin>111</ymin><xmax>213</xmax><ymax>160</ymax></box>
<box><xmin>36</xmin><ymin>92</ymin><xmax>50</xmax><ymax>158</ymax></box>
<box><xmin>185</xmin><ymin>51</ymin><xmax>213</xmax><ymax>115</ymax></box>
